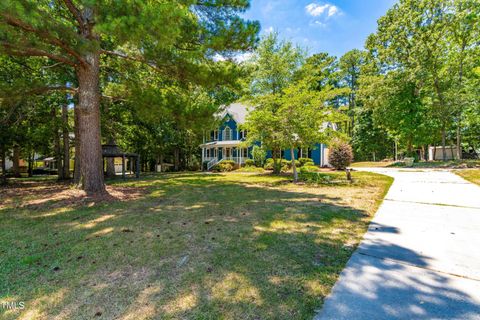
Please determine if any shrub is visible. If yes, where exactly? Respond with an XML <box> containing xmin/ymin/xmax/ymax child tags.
<box><xmin>299</xmin><ymin>172</ymin><xmax>332</xmax><ymax>184</ymax></box>
<box><xmin>252</xmin><ymin>145</ymin><xmax>267</xmax><ymax>167</ymax></box>
<box><xmin>298</xmin><ymin>157</ymin><xmax>314</xmax><ymax>167</ymax></box>
<box><xmin>282</xmin><ymin>159</ymin><xmax>300</xmax><ymax>169</ymax></box>
<box><xmin>328</xmin><ymin>140</ymin><xmax>353</xmax><ymax>170</ymax></box>
<box><xmin>303</xmin><ymin>161</ymin><xmax>315</xmax><ymax>167</ymax></box>
<box><xmin>264</xmin><ymin>161</ymin><xmax>274</xmax><ymax>170</ymax></box>
<box><xmin>213</xmin><ymin>160</ymin><xmax>236</xmax><ymax>172</ymax></box>
<box><xmin>245</xmin><ymin>159</ymin><xmax>255</xmax><ymax>167</ymax></box>
<box><xmin>299</xmin><ymin>165</ymin><xmax>320</xmax><ymax>173</ymax></box>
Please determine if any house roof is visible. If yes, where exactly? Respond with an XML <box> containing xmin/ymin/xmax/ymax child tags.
<box><xmin>219</xmin><ymin>103</ymin><xmax>252</xmax><ymax>124</ymax></box>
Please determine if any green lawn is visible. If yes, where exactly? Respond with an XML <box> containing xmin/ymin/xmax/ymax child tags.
<box><xmin>456</xmin><ymin>169</ymin><xmax>480</xmax><ymax>186</ymax></box>
<box><xmin>350</xmin><ymin>161</ymin><xmax>396</xmax><ymax>168</ymax></box>
<box><xmin>352</xmin><ymin>160</ymin><xmax>480</xmax><ymax>169</ymax></box>
<box><xmin>0</xmin><ymin>172</ymin><xmax>392</xmax><ymax>320</ymax></box>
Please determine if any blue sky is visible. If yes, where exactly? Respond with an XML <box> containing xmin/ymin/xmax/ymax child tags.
<box><xmin>242</xmin><ymin>0</ymin><xmax>398</xmax><ymax>58</ymax></box>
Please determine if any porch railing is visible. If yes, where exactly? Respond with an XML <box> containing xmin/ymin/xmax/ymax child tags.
<box><xmin>207</xmin><ymin>158</ymin><xmax>219</xmax><ymax>171</ymax></box>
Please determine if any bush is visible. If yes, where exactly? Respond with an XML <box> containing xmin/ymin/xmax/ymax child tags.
<box><xmin>299</xmin><ymin>172</ymin><xmax>332</xmax><ymax>184</ymax></box>
<box><xmin>303</xmin><ymin>161</ymin><xmax>315</xmax><ymax>167</ymax></box>
<box><xmin>252</xmin><ymin>145</ymin><xmax>267</xmax><ymax>167</ymax></box>
<box><xmin>299</xmin><ymin>165</ymin><xmax>320</xmax><ymax>173</ymax></box>
<box><xmin>264</xmin><ymin>158</ymin><xmax>275</xmax><ymax>170</ymax></box>
<box><xmin>213</xmin><ymin>160</ymin><xmax>236</xmax><ymax>172</ymax></box>
<box><xmin>328</xmin><ymin>140</ymin><xmax>353</xmax><ymax>170</ymax></box>
<box><xmin>298</xmin><ymin>158</ymin><xmax>314</xmax><ymax>167</ymax></box>
<box><xmin>264</xmin><ymin>161</ymin><xmax>274</xmax><ymax>171</ymax></box>
<box><xmin>245</xmin><ymin>159</ymin><xmax>255</xmax><ymax>167</ymax></box>
<box><xmin>282</xmin><ymin>159</ymin><xmax>300</xmax><ymax>169</ymax></box>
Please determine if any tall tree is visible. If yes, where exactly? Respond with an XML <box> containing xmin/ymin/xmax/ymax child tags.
<box><xmin>0</xmin><ymin>0</ymin><xmax>259</xmax><ymax>194</ymax></box>
<box><xmin>243</xmin><ymin>32</ymin><xmax>305</xmax><ymax>173</ymax></box>
<box><xmin>339</xmin><ymin>49</ymin><xmax>365</xmax><ymax>135</ymax></box>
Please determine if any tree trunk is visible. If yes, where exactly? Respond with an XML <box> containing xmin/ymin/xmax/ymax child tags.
<box><xmin>290</xmin><ymin>148</ymin><xmax>298</xmax><ymax>182</ymax></box>
<box><xmin>73</xmin><ymin>106</ymin><xmax>81</xmax><ymax>184</ymax></box>
<box><xmin>0</xmin><ymin>148</ymin><xmax>6</xmax><ymax>185</ymax></box>
<box><xmin>273</xmin><ymin>148</ymin><xmax>281</xmax><ymax>174</ymax></box>
<box><xmin>28</xmin><ymin>152</ymin><xmax>33</xmax><ymax>177</ymax></box>
<box><xmin>456</xmin><ymin>125</ymin><xmax>461</xmax><ymax>160</ymax></box>
<box><xmin>441</xmin><ymin>126</ymin><xmax>447</xmax><ymax>162</ymax></box>
<box><xmin>62</xmin><ymin>104</ymin><xmax>70</xmax><ymax>179</ymax></box>
<box><xmin>12</xmin><ymin>145</ymin><xmax>21</xmax><ymax>178</ymax></box>
<box><xmin>174</xmin><ymin>148</ymin><xmax>180</xmax><ymax>171</ymax></box>
<box><xmin>76</xmin><ymin>52</ymin><xmax>105</xmax><ymax>194</ymax></box>
<box><xmin>52</xmin><ymin>106</ymin><xmax>64</xmax><ymax>180</ymax></box>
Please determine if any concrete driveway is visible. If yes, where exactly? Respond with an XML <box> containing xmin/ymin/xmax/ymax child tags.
<box><xmin>316</xmin><ymin>168</ymin><xmax>480</xmax><ymax>320</ymax></box>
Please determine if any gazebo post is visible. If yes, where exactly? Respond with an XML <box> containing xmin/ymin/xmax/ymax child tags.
<box><xmin>136</xmin><ymin>155</ymin><xmax>140</xmax><ymax>178</ymax></box>
<box><xmin>122</xmin><ymin>154</ymin><xmax>126</xmax><ymax>180</ymax></box>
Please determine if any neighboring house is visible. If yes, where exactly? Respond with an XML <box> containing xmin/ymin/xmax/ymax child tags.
<box><xmin>200</xmin><ymin>103</ymin><xmax>330</xmax><ymax>170</ymax></box>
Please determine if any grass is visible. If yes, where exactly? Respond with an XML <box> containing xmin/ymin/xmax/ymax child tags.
<box><xmin>350</xmin><ymin>161</ymin><xmax>395</xmax><ymax>168</ymax></box>
<box><xmin>0</xmin><ymin>171</ymin><xmax>392</xmax><ymax>320</ymax></box>
<box><xmin>455</xmin><ymin>169</ymin><xmax>480</xmax><ymax>186</ymax></box>
<box><xmin>352</xmin><ymin>159</ymin><xmax>480</xmax><ymax>169</ymax></box>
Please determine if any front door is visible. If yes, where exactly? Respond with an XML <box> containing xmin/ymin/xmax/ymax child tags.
<box><xmin>218</xmin><ymin>148</ymin><xmax>223</xmax><ymax>160</ymax></box>
<box><xmin>225</xmin><ymin>147</ymin><xmax>231</xmax><ymax>159</ymax></box>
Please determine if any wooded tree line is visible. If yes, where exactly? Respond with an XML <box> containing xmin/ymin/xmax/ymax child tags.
<box><xmin>355</xmin><ymin>0</ymin><xmax>480</xmax><ymax>161</ymax></box>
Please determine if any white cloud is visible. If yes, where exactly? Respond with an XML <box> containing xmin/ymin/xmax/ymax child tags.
<box><xmin>305</xmin><ymin>3</ymin><xmax>340</xmax><ymax>18</ymax></box>
<box><xmin>265</xmin><ymin>26</ymin><xmax>274</xmax><ymax>34</ymax></box>
<box><xmin>234</xmin><ymin>52</ymin><xmax>253</xmax><ymax>63</ymax></box>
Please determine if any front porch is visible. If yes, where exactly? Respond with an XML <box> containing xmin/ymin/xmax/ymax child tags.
<box><xmin>200</xmin><ymin>141</ymin><xmax>250</xmax><ymax>170</ymax></box>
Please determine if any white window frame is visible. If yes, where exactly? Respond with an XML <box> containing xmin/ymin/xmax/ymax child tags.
<box><xmin>224</xmin><ymin>127</ymin><xmax>232</xmax><ymax>140</ymax></box>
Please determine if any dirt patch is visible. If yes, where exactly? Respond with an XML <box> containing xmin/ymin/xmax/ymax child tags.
<box><xmin>0</xmin><ymin>180</ymin><xmax>146</xmax><ymax>210</ymax></box>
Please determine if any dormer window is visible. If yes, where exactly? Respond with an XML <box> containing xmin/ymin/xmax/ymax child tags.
<box><xmin>213</xmin><ymin>130</ymin><xmax>219</xmax><ymax>141</ymax></box>
<box><xmin>224</xmin><ymin>127</ymin><xmax>232</xmax><ymax>140</ymax></box>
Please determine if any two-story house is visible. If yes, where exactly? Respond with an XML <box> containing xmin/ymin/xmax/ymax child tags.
<box><xmin>200</xmin><ymin>103</ymin><xmax>330</xmax><ymax>170</ymax></box>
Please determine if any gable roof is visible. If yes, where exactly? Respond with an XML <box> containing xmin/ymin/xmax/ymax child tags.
<box><xmin>219</xmin><ymin>102</ymin><xmax>252</xmax><ymax>125</ymax></box>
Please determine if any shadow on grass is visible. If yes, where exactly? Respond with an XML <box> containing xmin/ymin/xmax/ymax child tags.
<box><xmin>2</xmin><ymin>173</ymin><xmax>471</xmax><ymax>319</ymax></box>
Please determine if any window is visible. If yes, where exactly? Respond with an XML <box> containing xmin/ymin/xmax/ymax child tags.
<box><xmin>243</xmin><ymin>148</ymin><xmax>248</xmax><ymax>157</ymax></box>
<box><xmin>214</xmin><ymin>130</ymin><xmax>218</xmax><ymax>141</ymax></box>
<box><xmin>224</xmin><ymin>127</ymin><xmax>232</xmax><ymax>140</ymax></box>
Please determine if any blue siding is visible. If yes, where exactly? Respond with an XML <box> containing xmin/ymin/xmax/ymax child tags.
<box><xmin>311</xmin><ymin>143</ymin><xmax>322</xmax><ymax>165</ymax></box>
<box><xmin>218</xmin><ymin>116</ymin><xmax>238</xmax><ymax>141</ymax></box>
<box><xmin>205</xmin><ymin>114</ymin><xmax>326</xmax><ymax>165</ymax></box>
<box><xmin>283</xmin><ymin>149</ymin><xmax>299</xmax><ymax>161</ymax></box>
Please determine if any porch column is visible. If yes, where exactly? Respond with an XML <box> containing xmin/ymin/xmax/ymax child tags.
<box><xmin>201</xmin><ymin>147</ymin><xmax>204</xmax><ymax>164</ymax></box>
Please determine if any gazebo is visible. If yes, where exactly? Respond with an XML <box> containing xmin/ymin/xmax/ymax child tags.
<box><xmin>101</xmin><ymin>144</ymin><xmax>140</xmax><ymax>179</ymax></box>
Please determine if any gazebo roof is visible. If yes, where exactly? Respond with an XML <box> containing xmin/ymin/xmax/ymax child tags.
<box><xmin>102</xmin><ymin>144</ymin><xmax>138</xmax><ymax>157</ymax></box>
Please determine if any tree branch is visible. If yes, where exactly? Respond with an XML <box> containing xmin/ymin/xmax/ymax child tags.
<box><xmin>1</xmin><ymin>42</ymin><xmax>77</xmax><ymax>67</ymax></box>
<box><xmin>100</xmin><ymin>50</ymin><xmax>169</xmax><ymax>73</ymax></box>
<box><xmin>0</xmin><ymin>13</ymin><xmax>86</xmax><ymax>65</ymax></box>
<box><xmin>60</xmin><ymin>0</ymin><xmax>84</xmax><ymax>31</ymax></box>
<box><xmin>25</xmin><ymin>86</ymin><xmax>78</xmax><ymax>95</ymax></box>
